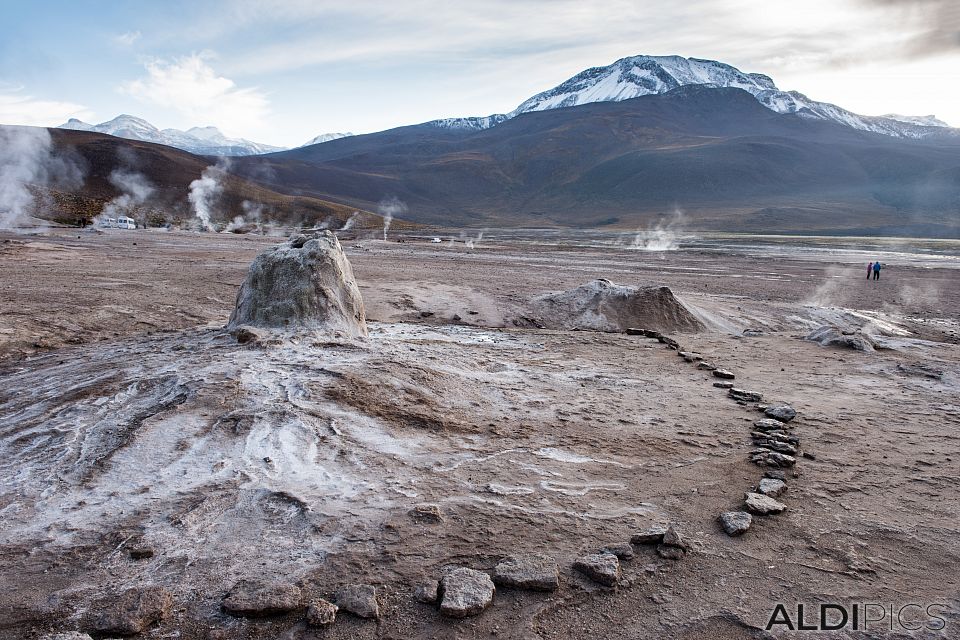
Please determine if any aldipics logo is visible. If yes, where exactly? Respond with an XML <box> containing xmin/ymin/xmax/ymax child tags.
<box><xmin>766</xmin><ymin>603</ymin><xmax>950</xmax><ymax>632</ymax></box>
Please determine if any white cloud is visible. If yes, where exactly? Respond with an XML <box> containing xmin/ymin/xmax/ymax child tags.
<box><xmin>0</xmin><ymin>87</ymin><xmax>94</xmax><ymax>127</ymax></box>
<box><xmin>115</xmin><ymin>30</ymin><xmax>142</xmax><ymax>46</ymax></box>
<box><xmin>120</xmin><ymin>54</ymin><xmax>269</xmax><ymax>136</ymax></box>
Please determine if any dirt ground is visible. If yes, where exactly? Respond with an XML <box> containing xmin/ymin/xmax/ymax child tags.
<box><xmin>0</xmin><ymin>228</ymin><xmax>958</xmax><ymax>640</ymax></box>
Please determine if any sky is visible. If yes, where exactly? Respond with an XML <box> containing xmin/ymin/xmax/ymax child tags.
<box><xmin>0</xmin><ymin>0</ymin><xmax>958</xmax><ymax>147</ymax></box>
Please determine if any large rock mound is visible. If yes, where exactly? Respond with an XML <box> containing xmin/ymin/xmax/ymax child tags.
<box><xmin>806</xmin><ymin>325</ymin><xmax>875</xmax><ymax>351</ymax></box>
<box><xmin>529</xmin><ymin>279</ymin><xmax>703</xmax><ymax>333</ymax></box>
<box><xmin>227</xmin><ymin>231</ymin><xmax>367</xmax><ymax>336</ymax></box>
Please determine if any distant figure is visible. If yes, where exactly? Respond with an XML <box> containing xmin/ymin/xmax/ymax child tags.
<box><xmin>873</xmin><ymin>261</ymin><xmax>882</xmax><ymax>280</ymax></box>
<box><xmin>867</xmin><ymin>262</ymin><xmax>873</xmax><ymax>279</ymax></box>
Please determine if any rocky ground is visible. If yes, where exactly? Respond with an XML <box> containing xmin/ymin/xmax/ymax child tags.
<box><xmin>0</xmin><ymin>228</ymin><xmax>958</xmax><ymax>639</ymax></box>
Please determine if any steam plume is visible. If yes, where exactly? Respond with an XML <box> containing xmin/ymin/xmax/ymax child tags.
<box><xmin>97</xmin><ymin>169</ymin><xmax>155</xmax><ymax>226</ymax></box>
<box><xmin>340</xmin><ymin>211</ymin><xmax>359</xmax><ymax>231</ymax></box>
<box><xmin>189</xmin><ymin>160</ymin><xmax>228</xmax><ymax>231</ymax></box>
<box><xmin>626</xmin><ymin>208</ymin><xmax>686</xmax><ymax>251</ymax></box>
<box><xmin>377</xmin><ymin>196</ymin><xmax>407</xmax><ymax>240</ymax></box>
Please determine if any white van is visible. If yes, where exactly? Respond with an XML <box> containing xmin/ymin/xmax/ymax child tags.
<box><xmin>116</xmin><ymin>216</ymin><xmax>136</xmax><ymax>229</ymax></box>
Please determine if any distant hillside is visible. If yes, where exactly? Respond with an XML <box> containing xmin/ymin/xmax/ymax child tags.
<box><xmin>229</xmin><ymin>86</ymin><xmax>960</xmax><ymax>237</ymax></box>
<box><xmin>32</xmin><ymin>128</ymin><xmax>395</xmax><ymax>230</ymax></box>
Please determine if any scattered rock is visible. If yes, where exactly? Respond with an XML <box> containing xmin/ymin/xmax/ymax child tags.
<box><xmin>626</xmin><ymin>328</ymin><xmax>662</xmax><ymax>338</ymax></box>
<box><xmin>764</xmin><ymin>404</ymin><xmax>797</xmax><ymax>423</ymax></box>
<box><xmin>492</xmin><ymin>554</ymin><xmax>559</xmax><ymax>591</ymax></box>
<box><xmin>126</xmin><ymin>543</ymin><xmax>154</xmax><ymax>559</ymax></box>
<box><xmin>744</xmin><ymin>492</ymin><xmax>787</xmax><ymax>515</ymax></box>
<box><xmin>719</xmin><ymin>511</ymin><xmax>752</xmax><ymax>536</ymax></box>
<box><xmin>803</xmin><ymin>451</ymin><xmax>817</xmax><ymax>460</ymax></box>
<box><xmin>657</xmin><ymin>545</ymin><xmax>685</xmax><ymax>560</ymax></box>
<box><xmin>414</xmin><ymin>580</ymin><xmax>440</xmax><ymax>604</ymax></box>
<box><xmin>90</xmin><ymin>586</ymin><xmax>172</xmax><ymax>635</ymax></box>
<box><xmin>806</xmin><ymin>325</ymin><xmax>875</xmax><ymax>351</ymax></box>
<box><xmin>758</xmin><ymin>478</ymin><xmax>787</xmax><ymax>497</ymax></box>
<box><xmin>229</xmin><ymin>325</ymin><xmax>267</xmax><ymax>345</ymax></box>
<box><xmin>631</xmin><ymin>525</ymin><xmax>667</xmax><ymax>545</ymax></box>
<box><xmin>750</xmin><ymin>450</ymin><xmax>797</xmax><ymax>468</ymax></box>
<box><xmin>658</xmin><ymin>335</ymin><xmax>681</xmax><ymax>349</ymax></box>
<box><xmin>754</xmin><ymin>418</ymin><xmax>790</xmax><ymax>431</ymax></box>
<box><xmin>751</xmin><ymin>438</ymin><xmax>798</xmax><ymax>455</ymax></box>
<box><xmin>697</xmin><ymin>361</ymin><xmax>717</xmax><ymax>371</ymax></box>
<box><xmin>439</xmin><ymin>568</ymin><xmax>495</xmax><ymax>618</ymax></box>
<box><xmin>226</xmin><ymin>230</ymin><xmax>368</xmax><ymax>337</ymax></box>
<box><xmin>306</xmin><ymin>599</ymin><xmax>338</xmax><ymax>626</ymax></box>
<box><xmin>742</xmin><ymin>328</ymin><xmax>764</xmax><ymax>337</ymax></box>
<box><xmin>335</xmin><ymin>584</ymin><xmax>379</xmax><ymax>619</ymax></box>
<box><xmin>713</xmin><ymin>381</ymin><xmax>734</xmax><ymax>389</ymax></box>
<box><xmin>408</xmin><ymin>504</ymin><xmax>444</xmax><ymax>523</ymax></box>
<box><xmin>729</xmin><ymin>388</ymin><xmax>762</xmax><ymax>402</ymax></box>
<box><xmin>764</xmin><ymin>469</ymin><xmax>786</xmax><ymax>481</ymax></box>
<box><xmin>661</xmin><ymin>525</ymin><xmax>687</xmax><ymax>550</ymax></box>
<box><xmin>41</xmin><ymin>634</ymin><xmax>93</xmax><ymax>640</ymax></box>
<box><xmin>601</xmin><ymin>543</ymin><xmax>635</xmax><ymax>560</ymax></box>
<box><xmin>222</xmin><ymin>580</ymin><xmax>301</xmax><ymax>617</ymax></box>
<box><xmin>573</xmin><ymin>553</ymin><xmax>620</xmax><ymax>586</ymax></box>
<box><xmin>712</xmin><ymin>369</ymin><xmax>735</xmax><ymax>379</ymax></box>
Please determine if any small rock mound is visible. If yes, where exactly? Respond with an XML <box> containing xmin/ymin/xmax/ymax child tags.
<box><xmin>529</xmin><ymin>279</ymin><xmax>704</xmax><ymax>333</ymax></box>
<box><xmin>573</xmin><ymin>553</ymin><xmax>620</xmax><ymax>586</ymax></box>
<box><xmin>439</xmin><ymin>568</ymin><xmax>495</xmax><ymax>618</ymax></box>
<box><xmin>493</xmin><ymin>554</ymin><xmax>559</xmax><ymax>591</ymax></box>
<box><xmin>90</xmin><ymin>586</ymin><xmax>172</xmax><ymax>635</ymax></box>
<box><xmin>335</xmin><ymin>584</ymin><xmax>379</xmax><ymax>619</ymax></box>
<box><xmin>226</xmin><ymin>231</ymin><xmax>367</xmax><ymax>336</ymax></box>
<box><xmin>222</xmin><ymin>580</ymin><xmax>301</xmax><ymax>617</ymax></box>
<box><xmin>806</xmin><ymin>325</ymin><xmax>875</xmax><ymax>351</ymax></box>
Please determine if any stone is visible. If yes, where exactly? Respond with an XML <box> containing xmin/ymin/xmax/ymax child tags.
<box><xmin>626</xmin><ymin>328</ymin><xmax>662</xmax><ymax>338</ymax></box>
<box><xmin>492</xmin><ymin>554</ymin><xmax>559</xmax><ymax>591</ymax></box>
<box><xmin>806</xmin><ymin>325</ymin><xmax>875</xmax><ymax>351</ymax></box>
<box><xmin>90</xmin><ymin>586</ymin><xmax>172</xmax><ymax>635</ymax></box>
<box><xmin>729</xmin><ymin>388</ymin><xmax>762</xmax><ymax>402</ymax></box>
<box><xmin>229</xmin><ymin>325</ymin><xmax>267</xmax><ymax>345</ymax></box>
<box><xmin>745</xmin><ymin>492</ymin><xmax>787</xmax><ymax>515</ymax></box>
<box><xmin>659</xmin><ymin>335</ymin><xmax>681</xmax><ymax>349</ymax></box>
<box><xmin>755</xmin><ymin>418</ymin><xmax>792</xmax><ymax>431</ymax></box>
<box><xmin>751</xmin><ymin>430</ymin><xmax>799</xmax><ymax>445</ymax></box>
<box><xmin>41</xmin><ymin>634</ymin><xmax>93</xmax><ymax>640</ymax></box>
<box><xmin>759</xmin><ymin>478</ymin><xmax>787</xmax><ymax>497</ymax></box>
<box><xmin>764</xmin><ymin>469</ymin><xmax>787</xmax><ymax>481</ymax></box>
<box><xmin>657</xmin><ymin>544</ymin><xmax>685</xmax><ymax>560</ymax></box>
<box><xmin>439</xmin><ymin>568</ymin><xmax>495</xmax><ymax>618</ymax></box>
<box><xmin>335</xmin><ymin>584</ymin><xmax>379</xmax><ymax>619</ymax></box>
<box><xmin>226</xmin><ymin>230</ymin><xmax>368</xmax><ymax>337</ymax></box>
<box><xmin>631</xmin><ymin>525</ymin><xmax>667</xmax><ymax>544</ymax></box>
<box><xmin>573</xmin><ymin>553</ymin><xmax>620</xmax><ymax>586</ymax></box>
<box><xmin>719</xmin><ymin>511</ymin><xmax>752</xmax><ymax>536</ymax></box>
<box><xmin>306</xmin><ymin>599</ymin><xmax>338</xmax><ymax>626</ymax></box>
<box><xmin>765</xmin><ymin>403</ymin><xmax>797</xmax><ymax>423</ymax></box>
<box><xmin>601</xmin><ymin>543</ymin><xmax>635</xmax><ymax>560</ymax></box>
<box><xmin>661</xmin><ymin>525</ymin><xmax>687</xmax><ymax>550</ymax></box>
<box><xmin>713</xmin><ymin>381</ymin><xmax>734</xmax><ymax>389</ymax></box>
<box><xmin>414</xmin><ymin>580</ymin><xmax>440</xmax><ymax>604</ymax></box>
<box><xmin>751</xmin><ymin>439</ymin><xmax>798</xmax><ymax>455</ymax></box>
<box><xmin>697</xmin><ymin>361</ymin><xmax>717</xmax><ymax>371</ymax></box>
<box><xmin>712</xmin><ymin>369</ymin><xmax>735</xmax><ymax>379</ymax></box>
<box><xmin>222</xmin><ymin>580</ymin><xmax>301</xmax><ymax>617</ymax></box>
<box><xmin>750</xmin><ymin>451</ymin><xmax>797</xmax><ymax>468</ymax></box>
<box><xmin>408</xmin><ymin>504</ymin><xmax>444</xmax><ymax>523</ymax></box>
<box><xmin>128</xmin><ymin>545</ymin><xmax>154</xmax><ymax>560</ymax></box>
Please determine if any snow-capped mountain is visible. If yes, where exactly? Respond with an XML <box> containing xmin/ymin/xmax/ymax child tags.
<box><xmin>430</xmin><ymin>55</ymin><xmax>954</xmax><ymax>139</ymax></box>
<box><xmin>58</xmin><ymin>115</ymin><xmax>286</xmax><ymax>156</ymax></box>
<box><xmin>301</xmin><ymin>132</ymin><xmax>355</xmax><ymax>147</ymax></box>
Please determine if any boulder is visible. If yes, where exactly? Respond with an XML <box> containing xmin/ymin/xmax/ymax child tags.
<box><xmin>408</xmin><ymin>504</ymin><xmax>444</xmax><ymax>523</ymax></box>
<box><xmin>713</xmin><ymin>381</ymin><xmax>734</xmax><ymax>389</ymax></box>
<box><xmin>657</xmin><ymin>544</ymin><xmax>685</xmax><ymax>560</ymax></box>
<box><xmin>750</xmin><ymin>450</ymin><xmax>797</xmax><ymax>468</ymax></box>
<box><xmin>335</xmin><ymin>584</ymin><xmax>379</xmax><ymax>619</ymax></box>
<box><xmin>306</xmin><ymin>599</ymin><xmax>338</xmax><ymax>626</ymax></box>
<box><xmin>41</xmin><ymin>634</ymin><xmax>94</xmax><ymax>640</ymax></box>
<box><xmin>745</xmin><ymin>492</ymin><xmax>787</xmax><ymax>515</ymax></box>
<box><xmin>759</xmin><ymin>478</ymin><xmax>787</xmax><ymax>497</ymax></box>
<box><xmin>530</xmin><ymin>280</ymin><xmax>704</xmax><ymax>333</ymax></box>
<box><xmin>712</xmin><ymin>369</ymin><xmax>735</xmax><ymax>379</ymax></box>
<box><xmin>631</xmin><ymin>525</ymin><xmax>667</xmax><ymax>545</ymax></box>
<box><xmin>754</xmin><ymin>418</ymin><xmax>792</xmax><ymax>431</ymax></box>
<box><xmin>719</xmin><ymin>511</ymin><xmax>752</xmax><ymax>536</ymax></box>
<box><xmin>222</xmin><ymin>580</ymin><xmax>301</xmax><ymax>617</ymax></box>
<box><xmin>439</xmin><ymin>568</ymin><xmax>495</xmax><ymax>618</ymax></box>
<box><xmin>226</xmin><ymin>231</ymin><xmax>367</xmax><ymax>336</ymax></box>
<box><xmin>492</xmin><ymin>554</ymin><xmax>559</xmax><ymax>591</ymax></box>
<box><xmin>661</xmin><ymin>525</ymin><xmax>687</xmax><ymax>550</ymax></box>
<box><xmin>806</xmin><ymin>326</ymin><xmax>875</xmax><ymax>351</ymax></box>
<box><xmin>765</xmin><ymin>404</ymin><xmax>797</xmax><ymax>423</ymax></box>
<box><xmin>601</xmin><ymin>543</ymin><xmax>635</xmax><ymax>560</ymax></box>
<box><xmin>414</xmin><ymin>580</ymin><xmax>440</xmax><ymax>604</ymax></box>
<box><xmin>90</xmin><ymin>586</ymin><xmax>172</xmax><ymax>635</ymax></box>
<box><xmin>729</xmin><ymin>388</ymin><xmax>762</xmax><ymax>402</ymax></box>
<box><xmin>573</xmin><ymin>553</ymin><xmax>620</xmax><ymax>586</ymax></box>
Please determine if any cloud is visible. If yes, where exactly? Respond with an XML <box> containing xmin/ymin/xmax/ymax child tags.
<box><xmin>120</xmin><ymin>53</ymin><xmax>269</xmax><ymax>135</ymax></box>
<box><xmin>115</xmin><ymin>30</ymin><xmax>142</xmax><ymax>46</ymax></box>
<box><xmin>0</xmin><ymin>86</ymin><xmax>93</xmax><ymax>126</ymax></box>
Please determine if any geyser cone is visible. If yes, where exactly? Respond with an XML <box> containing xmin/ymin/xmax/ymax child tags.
<box><xmin>227</xmin><ymin>230</ymin><xmax>367</xmax><ymax>336</ymax></box>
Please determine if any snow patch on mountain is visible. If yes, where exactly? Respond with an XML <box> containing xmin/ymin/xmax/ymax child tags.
<box><xmin>302</xmin><ymin>132</ymin><xmax>355</xmax><ymax>147</ymax></box>
<box><xmin>57</xmin><ymin>115</ymin><xmax>285</xmax><ymax>156</ymax></box>
<box><xmin>881</xmin><ymin>114</ymin><xmax>950</xmax><ymax>128</ymax></box>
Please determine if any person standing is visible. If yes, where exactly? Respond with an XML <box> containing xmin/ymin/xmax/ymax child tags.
<box><xmin>867</xmin><ymin>262</ymin><xmax>873</xmax><ymax>280</ymax></box>
<box><xmin>873</xmin><ymin>261</ymin><xmax>882</xmax><ymax>280</ymax></box>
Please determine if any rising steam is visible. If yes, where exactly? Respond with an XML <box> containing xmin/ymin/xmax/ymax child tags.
<box><xmin>189</xmin><ymin>160</ymin><xmax>228</xmax><ymax>231</ymax></box>
<box><xmin>378</xmin><ymin>196</ymin><xmax>407</xmax><ymax>241</ymax></box>
<box><xmin>625</xmin><ymin>208</ymin><xmax>686</xmax><ymax>251</ymax></box>
<box><xmin>97</xmin><ymin>169</ymin><xmax>155</xmax><ymax>226</ymax></box>
<box><xmin>0</xmin><ymin>126</ymin><xmax>84</xmax><ymax>231</ymax></box>
<box><xmin>340</xmin><ymin>211</ymin><xmax>359</xmax><ymax>231</ymax></box>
